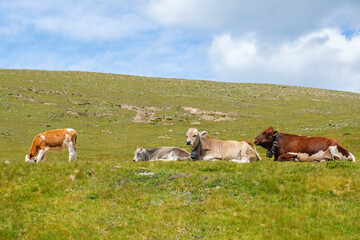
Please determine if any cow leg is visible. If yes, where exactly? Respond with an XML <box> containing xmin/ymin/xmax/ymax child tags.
<box><xmin>36</xmin><ymin>148</ymin><xmax>48</xmax><ymax>163</ymax></box>
<box><xmin>68</xmin><ymin>147</ymin><xmax>76</xmax><ymax>162</ymax></box>
<box><xmin>41</xmin><ymin>153</ymin><xmax>47</xmax><ymax>162</ymax></box>
<box><xmin>202</xmin><ymin>155</ymin><xmax>220</xmax><ymax>161</ymax></box>
<box><xmin>320</xmin><ymin>152</ymin><xmax>332</xmax><ymax>162</ymax></box>
<box><xmin>328</xmin><ymin>146</ymin><xmax>342</xmax><ymax>160</ymax></box>
<box><xmin>278</xmin><ymin>153</ymin><xmax>298</xmax><ymax>161</ymax></box>
<box><xmin>238</xmin><ymin>155</ymin><xmax>250</xmax><ymax>163</ymax></box>
<box><xmin>72</xmin><ymin>138</ymin><xmax>77</xmax><ymax>161</ymax></box>
<box><xmin>66</xmin><ymin>140</ymin><xmax>76</xmax><ymax>162</ymax></box>
<box><xmin>230</xmin><ymin>159</ymin><xmax>250</xmax><ymax>163</ymax></box>
<box><xmin>72</xmin><ymin>149</ymin><xmax>77</xmax><ymax>161</ymax></box>
<box><xmin>177</xmin><ymin>157</ymin><xmax>191</xmax><ymax>161</ymax></box>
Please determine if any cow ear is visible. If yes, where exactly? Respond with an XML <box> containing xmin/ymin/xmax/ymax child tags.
<box><xmin>200</xmin><ymin>131</ymin><xmax>208</xmax><ymax>137</ymax></box>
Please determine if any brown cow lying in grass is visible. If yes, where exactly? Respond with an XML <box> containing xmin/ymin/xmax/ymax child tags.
<box><xmin>133</xmin><ymin>147</ymin><xmax>191</xmax><ymax>161</ymax></box>
<box><xmin>253</xmin><ymin>126</ymin><xmax>355</xmax><ymax>162</ymax></box>
<box><xmin>186</xmin><ymin>128</ymin><xmax>261</xmax><ymax>163</ymax></box>
<box><xmin>25</xmin><ymin>128</ymin><xmax>77</xmax><ymax>163</ymax></box>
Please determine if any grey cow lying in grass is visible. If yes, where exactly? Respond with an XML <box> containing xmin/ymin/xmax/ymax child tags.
<box><xmin>133</xmin><ymin>147</ymin><xmax>191</xmax><ymax>161</ymax></box>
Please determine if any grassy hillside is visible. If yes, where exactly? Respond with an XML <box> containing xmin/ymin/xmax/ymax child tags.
<box><xmin>1</xmin><ymin>69</ymin><xmax>359</xmax><ymax>239</ymax></box>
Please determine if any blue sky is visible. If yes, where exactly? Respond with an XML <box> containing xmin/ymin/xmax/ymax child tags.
<box><xmin>1</xmin><ymin>0</ymin><xmax>360</xmax><ymax>92</ymax></box>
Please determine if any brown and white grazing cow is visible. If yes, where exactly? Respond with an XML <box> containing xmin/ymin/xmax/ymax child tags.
<box><xmin>186</xmin><ymin>128</ymin><xmax>261</xmax><ymax>163</ymax></box>
<box><xmin>133</xmin><ymin>147</ymin><xmax>191</xmax><ymax>161</ymax></box>
<box><xmin>25</xmin><ymin>128</ymin><xmax>77</xmax><ymax>163</ymax></box>
<box><xmin>253</xmin><ymin>126</ymin><xmax>355</xmax><ymax>162</ymax></box>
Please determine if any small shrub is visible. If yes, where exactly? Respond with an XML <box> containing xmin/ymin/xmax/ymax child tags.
<box><xmin>88</xmin><ymin>193</ymin><xmax>98</xmax><ymax>200</ymax></box>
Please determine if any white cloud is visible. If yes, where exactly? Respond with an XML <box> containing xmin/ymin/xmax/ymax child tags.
<box><xmin>208</xmin><ymin>29</ymin><xmax>360</xmax><ymax>92</ymax></box>
<box><xmin>144</xmin><ymin>0</ymin><xmax>228</xmax><ymax>29</ymax></box>
<box><xmin>0</xmin><ymin>0</ymin><xmax>155</xmax><ymax>40</ymax></box>
<box><xmin>144</xmin><ymin>0</ymin><xmax>360</xmax><ymax>39</ymax></box>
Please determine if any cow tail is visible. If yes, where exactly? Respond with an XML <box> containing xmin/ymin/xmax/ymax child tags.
<box><xmin>255</xmin><ymin>148</ymin><xmax>261</xmax><ymax>161</ymax></box>
<box><xmin>245</xmin><ymin>140</ymin><xmax>261</xmax><ymax>161</ymax></box>
<box><xmin>73</xmin><ymin>132</ymin><xmax>77</xmax><ymax>150</ymax></box>
<box><xmin>349</xmin><ymin>152</ymin><xmax>356</xmax><ymax>162</ymax></box>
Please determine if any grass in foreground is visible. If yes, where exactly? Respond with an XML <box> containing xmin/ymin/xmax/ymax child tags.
<box><xmin>1</xmin><ymin>160</ymin><xmax>360</xmax><ymax>239</ymax></box>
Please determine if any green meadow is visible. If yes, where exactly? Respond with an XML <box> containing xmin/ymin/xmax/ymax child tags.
<box><xmin>1</xmin><ymin>69</ymin><xmax>359</xmax><ymax>239</ymax></box>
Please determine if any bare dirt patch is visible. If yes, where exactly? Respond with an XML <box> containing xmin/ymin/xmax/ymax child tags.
<box><xmin>68</xmin><ymin>99</ymin><xmax>91</xmax><ymax>105</ymax></box>
<box><xmin>120</xmin><ymin>104</ymin><xmax>171</xmax><ymax>123</ymax></box>
<box><xmin>120</xmin><ymin>104</ymin><xmax>237</xmax><ymax>123</ymax></box>
<box><xmin>181</xmin><ymin>106</ymin><xmax>237</xmax><ymax>122</ymax></box>
<box><xmin>19</xmin><ymin>87</ymin><xmax>68</xmax><ymax>95</ymax></box>
<box><xmin>65</xmin><ymin>110</ymin><xmax>116</xmax><ymax>117</ymax></box>
<box><xmin>14</xmin><ymin>94</ymin><xmax>38</xmax><ymax>102</ymax></box>
<box><xmin>13</xmin><ymin>94</ymin><xmax>57</xmax><ymax>106</ymax></box>
<box><xmin>181</xmin><ymin>107</ymin><xmax>235</xmax><ymax>116</ymax></box>
<box><xmin>214</xmin><ymin>116</ymin><xmax>237</xmax><ymax>122</ymax></box>
<box><xmin>161</xmin><ymin>122</ymin><xmax>174</xmax><ymax>125</ymax></box>
<box><xmin>19</xmin><ymin>87</ymin><xmax>82</xmax><ymax>97</ymax></box>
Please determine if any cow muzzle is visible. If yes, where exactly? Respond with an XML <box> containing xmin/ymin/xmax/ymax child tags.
<box><xmin>186</xmin><ymin>141</ymin><xmax>192</xmax><ymax>145</ymax></box>
<box><xmin>253</xmin><ymin>139</ymin><xmax>259</xmax><ymax>145</ymax></box>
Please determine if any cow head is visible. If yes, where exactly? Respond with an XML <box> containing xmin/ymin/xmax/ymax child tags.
<box><xmin>253</xmin><ymin>126</ymin><xmax>278</xmax><ymax>149</ymax></box>
<box><xmin>186</xmin><ymin>128</ymin><xmax>208</xmax><ymax>149</ymax></box>
<box><xmin>133</xmin><ymin>147</ymin><xmax>146</xmax><ymax>162</ymax></box>
<box><xmin>25</xmin><ymin>153</ymin><xmax>37</xmax><ymax>163</ymax></box>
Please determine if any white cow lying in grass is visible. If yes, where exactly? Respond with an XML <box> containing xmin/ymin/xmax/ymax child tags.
<box><xmin>186</xmin><ymin>128</ymin><xmax>261</xmax><ymax>163</ymax></box>
<box><xmin>25</xmin><ymin>128</ymin><xmax>77</xmax><ymax>163</ymax></box>
<box><xmin>133</xmin><ymin>147</ymin><xmax>191</xmax><ymax>161</ymax></box>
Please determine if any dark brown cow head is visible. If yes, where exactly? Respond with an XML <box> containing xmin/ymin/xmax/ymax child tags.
<box><xmin>253</xmin><ymin>126</ymin><xmax>278</xmax><ymax>149</ymax></box>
